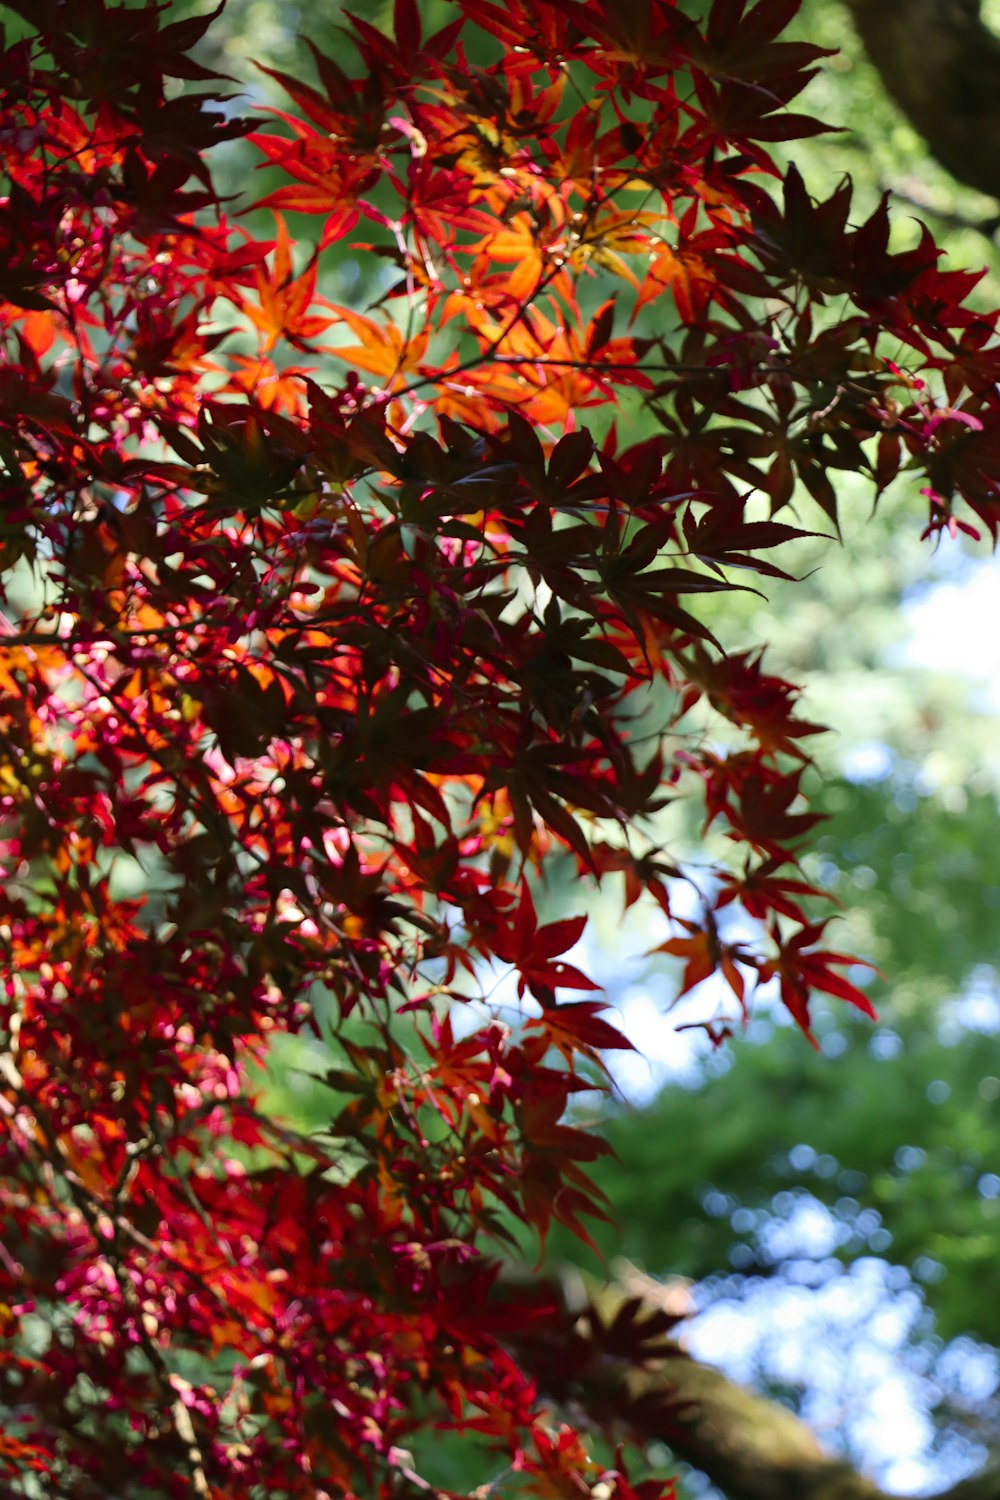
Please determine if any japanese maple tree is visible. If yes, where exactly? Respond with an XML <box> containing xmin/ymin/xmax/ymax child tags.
<box><xmin>0</xmin><ymin>0</ymin><xmax>996</xmax><ymax>1494</ymax></box>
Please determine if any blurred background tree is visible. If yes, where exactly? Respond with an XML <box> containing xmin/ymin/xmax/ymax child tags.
<box><xmin>161</xmin><ymin>0</ymin><xmax>1000</xmax><ymax>1493</ymax></box>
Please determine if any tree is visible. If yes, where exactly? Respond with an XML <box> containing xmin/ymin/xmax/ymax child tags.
<box><xmin>1</xmin><ymin>0</ymin><xmax>999</xmax><ymax>1494</ymax></box>
<box><xmin>844</xmin><ymin>0</ymin><xmax>1000</xmax><ymax>205</ymax></box>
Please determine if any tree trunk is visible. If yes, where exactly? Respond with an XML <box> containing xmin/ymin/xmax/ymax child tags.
<box><xmin>844</xmin><ymin>0</ymin><xmax>1000</xmax><ymax>200</ymax></box>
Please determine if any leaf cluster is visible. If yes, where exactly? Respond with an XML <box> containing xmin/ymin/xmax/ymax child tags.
<box><xmin>1</xmin><ymin>0</ymin><xmax>999</xmax><ymax>1493</ymax></box>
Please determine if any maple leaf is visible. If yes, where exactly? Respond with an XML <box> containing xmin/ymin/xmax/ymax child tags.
<box><xmin>681</xmin><ymin>643</ymin><xmax>825</xmax><ymax>757</ymax></box>
<box><xmin>241</xmin><ymin>214</ymin><xmax>335</xmax><ymax>353</ymax></box>
<box><xmin>723</xmin><ymin>766</ymin><xmax>826</xmax><ymax>856</ymax></box>
<box><xmin>650</xmin><ymin>913</ymin><xmax>755</xmax><ymax>1013</ymax></box>
<box><xmin>636</xmin><ymin>238</ymin><xmax>717</xmax><ymax>322</ymax></box>
<box><xmin>492</xmin><ymin>883</ymin><xmax>600</xmax><ymax>1002</ymax></box>
<box><xmin>527</xmin><ymin>999</ymin><xmax>634</xmax><ymax>1073</ymax></box>
<box><xmin>715</xmin><ymin>856</ymin><xmax>827</xmax><ymax>924</ymax></box>
<box><xmin>248</xmin><ymin>124</ymin><xmax>371</xmax><ymax>227</ymax></box>
<box><xmin>324</xmin><ymin>305</ymin><xmax>431</xmax><ymax>386</ymax></box>
<box><xmin>761</xmin><ymin>919</ymin><xmax>878</xmax><ymax>1044</ymax></box>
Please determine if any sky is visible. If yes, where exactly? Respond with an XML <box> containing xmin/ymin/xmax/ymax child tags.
<box><xmin>902</xmin><ymin>559</ymin><xmax>1000</xmax><ymax>714</ymax></box>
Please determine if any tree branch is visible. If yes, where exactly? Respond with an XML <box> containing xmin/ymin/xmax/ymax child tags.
<box><xmin>543</xmin><ymin>1268</ymin><xmax>1000</xmax><ymax>1500</ymax></box>
<box><xmin>843</xmin><ymin>0</ymin><xmax>1000</xmax><ymax>200</ymax></box>
<box><xmin>643</xmin><ymin>1353</ymin><xmax>880</xmax><ymax>1500</ymax></box>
